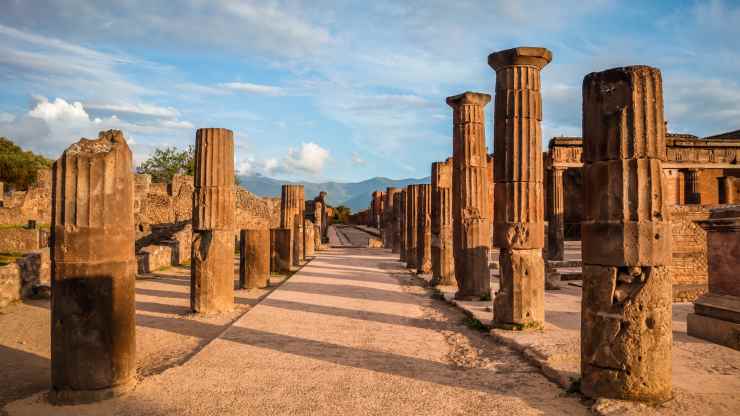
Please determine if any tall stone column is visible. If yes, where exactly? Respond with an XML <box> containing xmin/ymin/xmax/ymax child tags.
<box><xmin>685</xmin><ymin>168</ymin><xmax>701</xmax><ymax>204</ymax></box>
<box><xmin>384</xmin><ymin>187</ymin><xmax>400</xmax><ymax>249</ymax></box>
<box><xmin>304</xmin><ymin>219</ymin><xmax>315</xmax><ymax>258</ymax></box>
<box><xmin>547</xmin><ymin>167</ymin><xmax>566</xmax><ymax>260</ymax></box>
<box><xmin>405</xmin><ymin>185</ymin><xmax>421</xmax><ymax>270</ymax></box>
<box><xmin>313</xmin><ymin>201</ymin><xmax>324</xmax><ymax>249</ymax></box>
<box><xmin>281</xmin><ymin>185</ymin><xmax>304</xmax><ymax>266</ymax></box>
<box><xmin>239</xmin><ymin>229</ymin><xmax>269</xmax><ymax>289</ymax></box>
<box><xmin>398</xmin><ymin>190</ymin><xmax>407</xmax><ymax>262</ymax></box>
<box><xmin>488</xmin><ymin>47</ymin><xmax>550</xmax><ymax>326</ymax></box>
<box><xmin>50</xmin><ymin>130</ymin><xmax>136</xmax><ymax>403</ymax></box>
<box><xmin>191</xmin><ymin>128</ymin><xmax>236</xmax><ymax>314</ymax></box>
<box><xmin>271</xmin><ymin>228</ymin><xmax>292</xmax><ymax>273</ymax></box>
<box><xmin>392</xmin><ymin>192</ymin><xmax>403</xmax><ymax>254</ymax></box>
<box><xmin>721</xmin><ymin>176</ymin><xmax>735</xmax><ymax>204</ymax></box>
<box><xmin>447</xmin><ymin>92</ymin><xmax>492</xmax><ymax>300</ymax></box>
<box><xmin>0</xmin><ymin>181</ymin><xmax>4</xmax><ymax>206</ymax></box>
<box><xmin>416</xmin><ymin>184</ymin><xmax>432</xmax><ymax>274</ymax></box>
<box><xmin>580</xmin><ymin>65</ymin><xmax>672</xmax><ymax>401</ymax></box>
<box><xmin>431</xmin><ymin>159</ymin><xmax>455</xmax><ymax>285</ymax></box>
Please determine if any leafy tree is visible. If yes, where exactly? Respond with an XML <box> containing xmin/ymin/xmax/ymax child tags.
<box><xmin>332</xmin><ymin>205</ymin><xmax>351</xmax><ymax>224</ymax></box>
<box><xmin>136</xmin><ymin>146</ymin><xmax>194</xmax><ymax>183</ymax></box>
<box><xmin>0</xmin><ymin>137</ymin><xmax>53</xmax><ymax>190</ymax></box>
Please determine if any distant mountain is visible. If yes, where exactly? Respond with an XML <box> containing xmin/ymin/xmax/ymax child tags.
<box><xmin>237</xmin><ymin>174</ymin><xmax>430</xmax><ymax>212</ymax></box>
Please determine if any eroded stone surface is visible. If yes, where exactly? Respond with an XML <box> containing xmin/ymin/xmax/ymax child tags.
<box><xmin>239</xmin><ymin>229</ymin><xmax>270</xmax><ymax>289</ymax></box>
<box><xmin>281</xmin><ymin>185</ymin><xmax>305</xmax><ymax>266</ymax></box>
<box><xmin>416</xmin><ymin>184</ymin><xmax>432</xmax><ymax>274</ymax></box>
<box><xmin>405</xmin><ymin>185</ymin><xmax>421</xmax><ymax>270</ymax></box>
<box><xmin>431</xmin><ymin>159</ymin><xmax>455</xmax><ymax>286</ymax></box>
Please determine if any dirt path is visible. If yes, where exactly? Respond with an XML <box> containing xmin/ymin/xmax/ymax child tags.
<box><xmin>5</xmin><ymin>248</ymin><xmax>587</xmax><ymax>415</ymax></box>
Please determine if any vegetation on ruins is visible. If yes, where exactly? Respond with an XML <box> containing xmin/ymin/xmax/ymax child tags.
<box><xmin>136</xmin><ymin>146</ymin><xmax>195</xmax><ymax>183</ymax></box>
<box><xmin>332</xmin><ymin>205</ymin><xmax>351</xmax><ymax>224</ymax></box>
<box><xmin>0</xmin><ymin>137</ymin><xmax>52</xmax><ymax>190</ymax></box>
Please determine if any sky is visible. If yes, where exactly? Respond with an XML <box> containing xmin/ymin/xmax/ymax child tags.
<box><xmin>0</xmin><ymin>0</ymin><xmax>739</xmax><ymax>182</ymax></box>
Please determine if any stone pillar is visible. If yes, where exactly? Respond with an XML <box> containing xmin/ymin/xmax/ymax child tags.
<box><xmin>392</xmin><ymin>192</ymin><xmax>403</xmax><ymax>254</ymax></box>
<box><xmin>398</xmin><ymin>190</ymin><xmax>407</xmax><ymax>262</ymax></box>
<box><xmin>416</xmin><ymin>184</ymin><xmax>432</xmax><ymax>274</ymax></box>
<box><xmin>384</xmin><ymin>187</ymin><xmax>400</xmax><ymax>249</ymax></box>
<box><xmin>688</xmin><ymin>206</ymin><xmax>740</xmax><ymax>350</ymax></box>
<box><xmin>314</xmin><ymin>224</ymin><xmax>321</xmax><ymax>252</ymax></box>
<box><xmin>488</xmin><ymin>47</ymin><xmax>549</xmax><ymax>325</ymax></box>
<box><xmin>447</xmin><ymin>92</ymin><xmax>492</xmax><ymax>300</ymax></box>
<box><xmin>304</xmin><ymin>219</ymin><xmax>315</xmax><ymax>258</ymax></box>
<box><xmin>50</xmin><ymin>130</ymin><xmax>136</xmax><ymax>403</ymax></box>
<box><xmin>685</xmin><ymin>168</ymin><xmax>701</xmax><ymax>204</ymax></box>
<box><xmin>0</xmin><ymin>181</ymin><xmax>4</xmax><ymax>207</ymax></box>
<box><xmin>313</xmin><ymin>201</ymin><xmax>324</xmax><ymax>249</ymax></box>
<box><xmin>405</xmin><ymin>185</ymin><xmax>421</xmax><ymax>270</ymax></box>
<box><xmin>720</xmin><ymin>176</ymin><xmax>735</xmax><ymax>204</ymax></box>
<box><xmin>191</xmin><ymin>128</ymin><xmax>236</xmax><ymax>314</ymax></box>
<box><xmin>580</xmin><ymin>65</ymin><xmax>672</xmax><ymax>401</ymax></box>
<box><xmin>281</xmin><ymin>185</ymin><xmax>304</xmax><ymax>266</ymax></box>
<box><xmin>271</xmin><ymin>228</ymin><xmax>292</xmax><ymax>274</ymax></box>
<box><xmin>239</xmin><ymin>229</ymin><xmax>269</xmax><ymax>289</ymax></box>
<box><xmin>431</xmin><ymin>159</ymin><xmax>455</xmax><ymax>286</ymax></box>
<box><xmin>547</xmin><ymin>167</ymin><xmax>565</xmax><ymax>260</ymax></box>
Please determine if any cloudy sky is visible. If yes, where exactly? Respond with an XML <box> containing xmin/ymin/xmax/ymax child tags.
<box><xmin>0</xmin><ymin>0</ymin><xmax>738</xmax><ymax>182</ymax></box>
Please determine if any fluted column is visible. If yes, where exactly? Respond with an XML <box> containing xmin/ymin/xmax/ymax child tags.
<box><xmin>488</xmin><ymin>47</ymin><xmax>549</xmax><ymax>327</ymax></box>
<box><xmin>416</xmin><ymin>184</ymin><xmax>432</xmax><ymax>274</ymax></box>
<box><xmin>447</xmin><ymin>92</ymin><xmax>492</xmax><ymax>300</ymax></box>
<box><xmin>191</xmin><ymin>128</ymin><xmax>235</xmax><ymax>314</ymax></box>
<box><xmin>431</xmin><ymin>159</ymin><xmax>455</xmax><ymax>286</ymax></box>
<box><xmin>547</xmin><ymin>167</ymin><xmax>565</xmax><ymax>260</ymax></box>
<box><xmin>384</xmin><ymin>187</ymin><xmax>400</xmax><ymax>249</ymax></box>
<box><xmin>50</xmin><ymin>130</ymin><xmax>136</xmax><ymax>403</ymax></box>
<box><xmin>405</xmin><ymin>185</ymin><xmax>421</xmax><ymax>269</ymax></box>
<box><xmin>392</xmin><ymin>192</ymin><xmax>403</xmax><ymax>253</ymax></box>
<box><xmin>239</xmin><ymin>229</ymin><xmax>269</xmax><ymax>289</ymax></box>
<box><xmin>281</xmin><ymin>185</ymin><xmax>304</xmax><ymax>266</ymax></box>
<box><xmin>685</xmin><ymin>168</ymin><xmax>701</xmax><ymax>204</ymax></box>
<box><xmin>580</xmin><ymin>65</ymin><xmax>672</xmax><ymax>401</ymax></box>
<box><xmin>398</xmin><ymin>191</ymin><xmax>407</xmax><ymax>262</ymax></box>
<box><xmin>304</xmin><ymin>219</ymin><xmax>315</xmax><ymax>258</ymax></box>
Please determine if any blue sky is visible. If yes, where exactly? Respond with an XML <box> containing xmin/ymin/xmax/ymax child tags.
<box><xmin>0</xmin><ymin>0</ymin><xmax>738</xmax><ymax>182</ymax></box>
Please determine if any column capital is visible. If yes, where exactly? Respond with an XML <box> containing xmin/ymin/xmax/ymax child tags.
<box><xmin>488</xmin><ymin>47</ymin><xmax>552</xmax><ymax>71</ymax></box>
<box><xmin>446</xmin><ymin>91</ymin><xmax>491</xmax><ymax>108</ymax></box>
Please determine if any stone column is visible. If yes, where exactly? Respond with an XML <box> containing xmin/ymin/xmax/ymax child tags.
<box><xmin>0</xmin><ymin>181</ymin><xmax>4</xmax><ymax>207</ymax></box>
<box><xmin>313</xmin><ymin>201</ymin><xmax>324</xmax><ymax>249</ymax></box>
<box><xmin>304</xmin><ymin>219</ymin><xmax>315</xmax><ymax>258</ymax></box>
<box><xmin>580</xmin><ymin>65</ymin><xmax>672</xmax><ymax>401</ymax></box>
<box><xmin>416</xmin><ymin>184</ymin><xmax>432</xmax><ymax>274</ymax></box>
<box><xmin>720</xmin><ymin>176</ymin><xmax>735</xmax><ymax>204</ymax></box>
<box><xmin>384</xmin><ymin>187</ymin><xmax>400</xmax><ymax>249</ymax></box>
<box><xmin>431</xmin><ymin>159</ymin><xmax>455</xmax><ymax>286</ymax></box>
<box><xmin>405</xmin><ymin>185</ymin><xmax>421</xmax><ymax>270</ymax></box>
<box><xmin>191</xmin><ymin>128</ymin><xmax>236</xmax><ymax>314</ymax></box>
<box><xmin>447</xmin><ymin>92</ymin><xmax>492</xmax><ymax>300</ymax></box>
<box><xmin>314</xmin><ymin>224</ymin><xmax>321</xmax><ymax>252</ymax></box>
<box><xmin>685</xmin><ymin>168</ymin><xmax>701</xmax><ymax>204</ymax></box>
<box><xmin>392</xmin><ymin>192</ymin><xmax>403</xmax><ymax>254</ymax></box>
<box><xmin>50</xmin><ymin>130</ymin><xmax>136</xmax><ymax>403</ymax></box>
<box><xmin>488</xmin><ymin>47</ymin><xmax>549</xmax><ymax>326</ymax></box>
<box><xmin>271</xmin><ymin>228</ymin><xmax>292</xmax><ymax>273</ymax></box>
<box><xmin>281</xmin><ymin>185</ymin><xmax>304</xmax><ymax>266</ymax></box>
<box><xmin>547</xmin><ymin>167</ymin><xmax>566</xmax><ymax>260</ymax></box>
<box><xmin>239</xmin><ymin>229</ymin><xmax>269</xmax><ymax>289</ymax></box>
<box><xmin>398</xmin><ymin>190</ymin><xmax>407</xmax><ymax>262</ymax></box>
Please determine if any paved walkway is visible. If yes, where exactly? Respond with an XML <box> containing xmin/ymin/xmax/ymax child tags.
<box><xmin>7</xmin><ymin>247</ymin><xmax>587</xmax><ymax>415</ymax></box>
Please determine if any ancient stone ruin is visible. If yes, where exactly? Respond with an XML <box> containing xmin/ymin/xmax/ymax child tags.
<box><xmin>416</xmin><ymin>184</ymin><xmax>432</xmax><ymax>274</ymax></box>
<box><xmin>404</xmin><ymin>185</ymin><xmax>421</xmax><ymax>270</ymax></box>
<box><xmin>431</xmin><ymin>159</ymin><xmax>455</xmax><ymax>286</ymax></box>
<box><xmin>239</xmin><ymin>229</ymin><xmax>270</xmax><ymax>289</ymax></box>
<box><xmin>281</xmin><ymin>185</ymin><xmax>305</xmax><ymax>267</ymax></box>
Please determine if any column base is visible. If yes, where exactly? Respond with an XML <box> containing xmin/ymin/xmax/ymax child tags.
<box><xmin>49</xmin><ymin>378</ymin><xmax>136</xmax><ymax>405</ymax></box>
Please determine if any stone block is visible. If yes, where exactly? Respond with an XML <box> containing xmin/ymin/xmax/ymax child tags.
<box><xmin>493</xmin><ymin>249</ymin><xmax>545</xmax><ymax>326</ymax></box>
<box><xmin>581</xmin><ymin>221</ymin><xmax>672</xmax><ymax>266</ymax></box>
<box><xmin>687</xmin><ymin>312</ymin><xmax>740</xmax><ymax>351</ymax></box>
<box><xmin>493</xmin><ymin>181</ymin><xmax>544</xmax><ymax>249</ymax></box>
<box><xmin>138</xmin><ymin>245</ymin><xmax>173</xmax><ymax>274</ymax></box>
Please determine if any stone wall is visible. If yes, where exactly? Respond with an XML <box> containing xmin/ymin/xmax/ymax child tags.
<box><xmin>0</xmin><ymin>263</ymin><xmax>21</xmax><ymax>309</ymax></box>
<box><xmin>0</xmin><ymin>227</ymin><xmax>42</xmax><ymax>252</ymax></box>
<box><xmin>137</xmin><ymin>245</ymin><xmax>174</xmax><ymax>274</ymax></box>
<box><xmin>670</xmin><ymin>205</ymin><xmax>711</xmax><ymax>301</ymax></box>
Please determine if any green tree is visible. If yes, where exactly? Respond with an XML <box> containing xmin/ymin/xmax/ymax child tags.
<box><xmin>136</xmin><ymin>146</ymin><xmax>194</xmax><ymax>183</ymax></box>
<box><xmin>332</xmin><ymin>205</ymin><xmax>351</xmax><ymax>224</ymax></box>
<box><xmin>0</xmin><ymin>137</ymin><xmax>53</xmax><ymax>190</ymax></box>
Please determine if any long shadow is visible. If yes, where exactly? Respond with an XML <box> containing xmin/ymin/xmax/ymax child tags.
<box><xmin>0</xmin><ymin>345</ymin><xmax>49</xmax><ymax>408</ymax></box>
<box><xmin>136</xmin><ymin>301</ymin><xmax>191</xmax><ymax>315</ymax></box>
<box><xmin>278</xmin><ymin>281</ymin><xmax>417</xmax><ymax>305</ymax></box>
<box><xmin>296</xmin><ymin>270</ymin><xmax>395</xmax><ymax>285</ymax></box>
<box><xmin>144</xmin><ymin>276</ymin><xmax>191</xmax><ymax>287</ymax></box>
<box><xmin>136</xmin><ymin>288</ymin><xmax>189</xmax><ymax>299</ymax></box>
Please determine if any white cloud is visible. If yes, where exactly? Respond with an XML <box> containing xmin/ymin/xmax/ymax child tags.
<box><xmin>283</xmin><ymin>142</ymin><xmax>330</xmax><ymax>175</ymax></box>
<box><xmin>84</xmin><ymin>102</ymin><xmax>180</xmax><ymax>118</ymax></box>
<box><xmin>28</xmin><ymin>97</ymin><xmax>89</xmax><ymax>122</ymax></box>
<box><xmin>351</xmin><ymin>152</ymin><xmax>366</xmax><ymax>166</ymax></box>
<box><xmin>0</xmin><ymin>112</ymin><xmax>17</xmax><ymax>123</ymax></box>
<box><xmin>219</xmin><ymin>82</ymin><xmax>286</xmax><ymax>96</ymax></box>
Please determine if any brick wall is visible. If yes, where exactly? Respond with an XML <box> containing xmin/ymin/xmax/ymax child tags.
<box><xmin>670</xmin><ymin>205</ymin><xmax>711</xmax><ymax>301</ymax></box>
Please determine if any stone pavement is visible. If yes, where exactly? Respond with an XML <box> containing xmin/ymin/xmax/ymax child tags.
<box><xmin>6</xmin><ymin>247</ymin><xmax>587</xmax><ymax>415</ymax></box>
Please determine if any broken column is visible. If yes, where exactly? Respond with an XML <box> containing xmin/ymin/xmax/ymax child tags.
<box><xmin>547</xmin><ymin>167</ymin><xmax>566</xmax><ymax>260</ymax></box>
<box><xmin>191</xmin><ymin>128</ymin><xmax>236</xmax><ymax>314</ymax></box>
<box><xmin>384</xmin><ymin>187</ymin><xmax>400</xmax><ymax>249</ymax></box>
<box><xmin>447</xmin><ymin>92</ymin><xmax>492</xmax><ymax>300</ymax></box>
<box><xmin>50</xmin><ymin>130</ymin><xmax>136</xmax><ymax>403</ymax></box>
<box><xmin>431</xmin><ymin>159</ymin><xmax>455</xmax><ymax>286</ymax></box>
<box><xmin>271</xmin><ymin>228</ymin><xmax>292</xmax><ymax>273</ymax></box>
<box><xmin>398</xmin><ymin>190</ymin><xmax>407</xmax><ymax>262</ymax></box>
<box><xmin>488</xmin><ymin>47</ymin><xmax>549</xmax><ymax>326</ymax></box>
<box><xmin>405</xmin><ymin>185</ymin><xmax>421</xmax><ymax>270</ymax></box>
<box><xmin>416</xmin><ymin>184</ymin><xmax>432</xmax><ymax>274</ymax></box>
<box><xmin>304</xmin><ymin>219</ymin><xmax>315</xmax><ymax>258</ymax></box>
<box><xmin>239</xmin><ymin>229</ymin><xmax>269</xmax><ymax>289</ymax></box>
<box><xmin>580</xmin><ymin>65</ymin><xmax>672</xmax><ymax>401</ymax></box>
<box><xmin>281</xmin><ymin>185</ymin><xmax>304</xmax><ymax>266</ymax></box>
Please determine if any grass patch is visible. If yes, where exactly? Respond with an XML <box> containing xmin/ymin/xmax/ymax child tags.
<box><xmin>430</xmin><ymin>292</ymin><xmax>446</xmax><ymax>301</ymax></box>
<box><xmin>0</xmin><ymin>251</ymin><xmax>24</xmax><ymax>266</ymax></box>
<box><xmin>463</xmin><ymin>316</ymin><xmax>488</xmax><ymax>332</ymax></box>
<box><xmin>479</xmin><ymin>292</ymin><xmax>492</xmax><ymax>301</ymax></box>
<box><xmin>181</xmin><ymin>260</ymin><xmax>191</xmax><ymax>267</ymax></box>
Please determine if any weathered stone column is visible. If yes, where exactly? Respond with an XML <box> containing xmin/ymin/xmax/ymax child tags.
<box><xmin>684</xmin><ymin>168</ymin><xmax>701</xmax><ymax>204</ymax></box>
<box><xmin>392</xmin><ymin>192</ymin><xmax>403</xmax><ymax>254</ymax></box>
<box><xmin>405</xmin><ymin>185</ymin><xmax>421</xmax><ymax>269</ymax></box>
<box><xmin>447</xmin><ymin>92</ymin><xmax>491</xmax><ymax>300</ymax></box>
<box><xmin>431</xmin><ymin>159</ymin><xmax>455</xmax><ymax>285</ymax></box>
<box><xmin>547</xmin><ymin>167</ymin><xmax>565</xmax><ymax>260</ymax></box>
<box><xmin>191</xmin><ymin>128</ymin><xmax>236</xmax><ymax>314</ymax></box>
<box><xmin>416</xmin><ymin>184</ymin><xmax>432</xmax><ymax>274</ymax></box>
<box><xmin>50</xmin><ymin>130</ymin><xmax>136</xmax><ymax>403</ymax></box>
<box><xmin>271</xmin><ymin>228</ymin><xmax>292</xmax><ymax>273</ymax></box>
<box><xmin>0</xmin><ymin>181</ymin><xmax>4</xmax><ymax>207</ymax></box>
<box><xmin>384</xmin><ymin>187</ymin><xmax>400</xmax><ymax>249</ymax></box>
<box><xmin>720</xmin><ymin>176</ymin><xmax>735</xmax><ymax>204</ymax></box>
<box><xmin>239</xmin><ymin>229</ymin><xmax>269</xmax><ymax>289</ymax></box>
<box><xmin>313</xmin><ymin>201</ymin><xmax>324</xmax><ymax>249</ymax></box>
<box><xmin>398</xmin><ymin>190</ymin><xmax>407</xmax><ymax>262</ymax></box>
<box><xmin>580</xmin><ymin>65</ymin><xmax>672</xmax><ymax>401</ymax></box>
<box><xmin>304</xmin><ymin>219</ymin><xmax>315</xmax><ymax>258</ymax></box>
<box><xmin>488</xmin><ymin>47</ymin><xmax>549</xmax><ymax>326</ymax></box>
<box><xmin>281</xmin><ymin>185</ymin><xmax>304</xmax><ymax>266</ymax></box>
